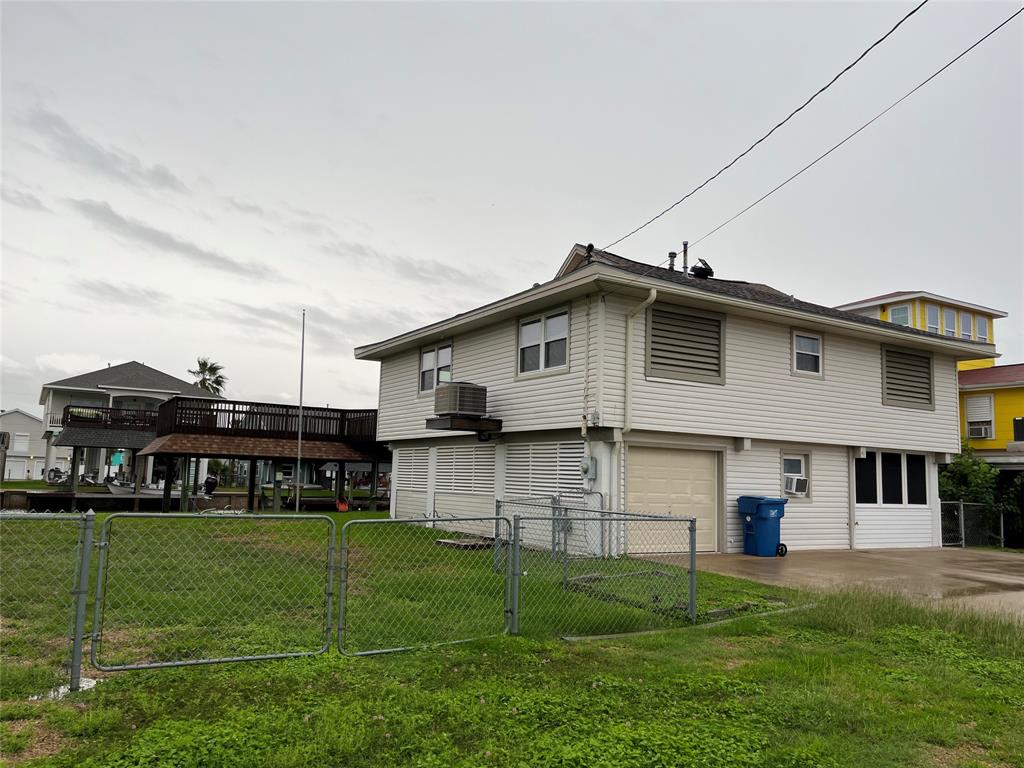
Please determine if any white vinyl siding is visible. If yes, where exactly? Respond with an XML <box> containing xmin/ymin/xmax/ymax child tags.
<box><xmin>503</xmin><ymin>441</ymin><xmax>584</xmax><ymax>498</ymax></box>
<box><xmin>12</xmin><ymin>433</ymin><xmax>29</xmax><ymax>453</ymax></box>
<box><xmin>646</xmin><ymin>304</ymin><xmax>724</xmax><ymax>384</ymax></box>
<box><xmin>881</xmin><ymin>347</ymin><xmax>934</xmax><ymax>411</ymax></box>
<box><xmin>613</xmin><ymin>296</ymin><xmax>959</xmax><ymax>453</ymax></box>
<box><xmin>376</xmin><ymin>298</ymin><xmax>589</xmax><ymax>441</ymax></box>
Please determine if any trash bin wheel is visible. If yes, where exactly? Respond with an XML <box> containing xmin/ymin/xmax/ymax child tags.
<box><xmin>776</xmin><ymin>543</ymin><xmax>788</xmax><ymax>557</ymax></box>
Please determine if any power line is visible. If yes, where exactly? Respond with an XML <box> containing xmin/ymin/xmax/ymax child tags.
<box><xmin>602</xmin><ymin>0</ymin><xmax>932</xmax><ymax>250</ymax></box>
<box><xmin>690</xmin><ymin>5</ymin><xmax>1024</xmax><ymax>249</ymax></box>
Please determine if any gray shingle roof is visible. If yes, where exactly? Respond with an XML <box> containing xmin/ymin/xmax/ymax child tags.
<box><xmin>54</xmin><ymin>426</ymin><xmax>157</xmax><ymax>450</ymax></box>
<box><xmin>576</xmin><ymin>248</ymin><xmax>992</xmax><ymax>347</ymax></box>
<box><xmin>43</xmin><ymin>361</ymin><xmax>222</xmax><ymax>399</ymax></box>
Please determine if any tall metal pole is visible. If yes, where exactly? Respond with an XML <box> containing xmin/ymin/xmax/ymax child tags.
<box><xmin>295</xmin><ymin>309</ymin><xmax>306</xmax><ymax>513</ymax></box>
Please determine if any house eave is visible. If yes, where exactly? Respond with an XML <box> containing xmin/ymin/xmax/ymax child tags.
<box><xmin>835</xmin><ymin>292</ymin><xmax>1008</xmax><ymax>318</ymax></box>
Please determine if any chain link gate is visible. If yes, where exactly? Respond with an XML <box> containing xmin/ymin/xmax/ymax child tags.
<box><xmin>337</xmin><ymin>516</ymin><xmax>512</xmax><ymax>655</ymax></box>
<box><xmin>91</xmin><ymin>513</ymin><xmax>336</xmax><ymax>671</ymax></box>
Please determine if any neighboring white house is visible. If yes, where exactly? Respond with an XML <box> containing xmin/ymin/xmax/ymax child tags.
<box><xmin>0</xmin><ymin>408</ymin><xmax>71</xmax><ymax>480</ymax></box>
<box><xmin>355</xmin><ymin>245</ymin><xmax>996</xmax><ymax>553</ymax></box>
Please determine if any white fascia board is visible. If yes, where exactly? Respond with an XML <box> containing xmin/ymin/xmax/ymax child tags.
<box><xmin>353</xmin><ymin>265</ymin><xmax>606</xmax><ymax>360</ymax></box>
<box><xmin>0</xmin><ymin>408</ymin><xmax>43</xmax><ymax>423</ymax></box>
<box><xmin>836</xmin><ymin>292</ymin><xmax>1007</xmax><ymax>318</ymax></box>
<box><xmin>97</xmin><ymin>385</ymin><xmax>181</xmax><ymax>394</ymax></box>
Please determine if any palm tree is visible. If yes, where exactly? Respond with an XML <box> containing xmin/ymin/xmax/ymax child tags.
<box><xmin>188</xmin><ymin>357</ymin><xmax>228</xmax><ymax>395</ymax></box>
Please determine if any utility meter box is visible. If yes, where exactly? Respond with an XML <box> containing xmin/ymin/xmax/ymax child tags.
<box><xmin>580</xmin><ymin>457</ymin><xmax>597</xmax><ymax>479</ymax></box>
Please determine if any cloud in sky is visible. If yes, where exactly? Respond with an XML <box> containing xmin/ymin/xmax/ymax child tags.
<box><xmin>1</xmin><ymin>187</ymin><xmax>49</xmax><ymax>211</ymax></box>
<box><xmin>321</xmin><ymin>239</ymin><xmax>497</xmax><ymax>290</ymax></box>
<box><xmin>67</xmin><ymin>198</ymin><xmax>277</xmax><ymax>279</ymax></box>
<box><xmin>224</xmin><ymin>196</ymin><xmax>269</xmax><ymax>217</ymax></box>
<box><xmin>22</xmin><ymin>106</ymin><xmax>189</xmax><ymax>194</ymax></box>
<box><xmin>76</xmin><ymin>279</ymin><xmax>173</xmax><ymax>309</ymax></box>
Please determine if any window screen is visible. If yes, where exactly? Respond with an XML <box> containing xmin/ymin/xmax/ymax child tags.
<box><xmin>855</xmin><ymin>452</ymin><xmax>877</xmax><ymax>504</ymax></box>
<box><xmin>906</xmin><ymin>454</ymin><xmax>927</xmax><ymax>505</ymax></box>
<box><xmin>881</xmin><ymin>452</ymin><xmax>903</xmax><ymax>504</ymax></box>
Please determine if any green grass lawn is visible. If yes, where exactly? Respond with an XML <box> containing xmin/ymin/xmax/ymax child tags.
<box><xmin>1</xmin><ymin>512</ymin><xmax>1021</xmax><ymax>767</ymax></box>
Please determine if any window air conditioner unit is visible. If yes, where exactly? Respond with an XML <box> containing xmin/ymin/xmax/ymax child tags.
<box><xmin>434</xmin><ymin>382</ymin><xmax>487</xmax><ymax>418</ymax></box>
<box><xmin>968</xmin><ymin>424</ymin><xmax>993</xmax><ymax>439</ymax></box>
<box><xmin>784</xmin><ymin>475</ymin><xmax>809</xmax><ymax>496</ymax></box>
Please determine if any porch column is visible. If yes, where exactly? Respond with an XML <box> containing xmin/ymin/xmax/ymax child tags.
<box><xmin>369</xmin><ymin>460</ymin><xmax>379</xmax><ymax>511</ymax></box>
<box><xmin>145</xmin><ymin>456</ymin><xmax>155</xmax><ymax>485</ymax></box>
<box><xmin>70</xmin><ymin>447</ymin><xmax>81</xmax><ymax>512</ymax></box>
<box><xmin>179</xmin><ymin>456</ymin><xmax>191</xmax><ymax>512</ymax></box>
<box><xmin>44</xmin><ymin>440</ymin><xmax>57</xmax><ymax>476</ymax></box>
<box><xmin>162</xmin><ymin>456</ymin><xmax>174</xmax><ymax>513</ymax></box>
<box><xmin>246</xmin><ymin>458</ymin><xmax>257</xmax><ymax>512</ymax></box>
<box><xmin>132</xmin><ymin>449</ymin><xmax>143</xmax><ymax>512</ymax></box>
<box><xmin>96</xmin><ymin>448</ymin><xmax>107</xmax><ymax>481</ymax></box>
<box><xmin>192</xmin><ymin>457</ymin><xmax>201</xmax><ymax>496</ymax></box>
<box><xmin>334</xmin><ymin>462</ymin><xmax>346</xmax><ymax>505</ymax></box>
<box><xmin>198</xmin><ymin>458</ymin><xmax>209</xmax><ymax>486</ymax></box>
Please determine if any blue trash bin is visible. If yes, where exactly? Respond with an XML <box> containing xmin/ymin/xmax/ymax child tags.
<box><xmin>737</xmin><ymin>496</ymin><xmax>788</xmax><ymax>557</ymax></box>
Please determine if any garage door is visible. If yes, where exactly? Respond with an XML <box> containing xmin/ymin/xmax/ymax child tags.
<box><xmin>5</xmin><ymin>459</ymin><xmax>27</xmax><ymax>481</ymax></box>
<box><xmin>626</xmin><ymin>447</ymin><xmax>717</xmax><ymax>552</ymax></box>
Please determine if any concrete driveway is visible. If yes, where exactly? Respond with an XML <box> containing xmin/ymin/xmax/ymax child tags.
<box><xmin>695</xmin><ymin>548</ymin><xmax>1024</xmax><ymax>618</ymax></box>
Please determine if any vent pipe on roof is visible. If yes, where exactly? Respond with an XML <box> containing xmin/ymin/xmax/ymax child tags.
<box><xmin>682</xmin><ymin>241</ymin><xmax>689</xmax><ymax>275</ymax></box>
<box><xmin>585</xmin><ymin>243</ymin><xmax>594</xmax><ymax>263</ymax></box>
<box><xmin>668</xmin><ymin>251</ymin><xmax>677</xmax><ymax>271</ymax></box>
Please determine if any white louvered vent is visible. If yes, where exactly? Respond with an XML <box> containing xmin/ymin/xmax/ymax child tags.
<box><xmin>504</xmin><ymin>442</ymin><xmax>584</xmax><ymax>497</ymax></box>
<box><xmin>882</xmin><ymin>348</ymin><xmax>933</xmax><ymax>409</ymax></box>
<box><xmin>395</xmin><ymin>447</ymin><xmax>429</xmax><ymax>491</ymax></box>
<box><xmin>647</xmin><ymin>305</ymin><xmax>724</xmax><ymax>384</ymax></box>
<box><xmin>435</xmin><ymin>445</ymin><xmax>496</xmax><ymax>494</ymax></box>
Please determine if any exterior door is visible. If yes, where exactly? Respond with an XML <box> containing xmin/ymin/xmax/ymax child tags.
<box><xmin>626</xmin><ymin>446</ymin><xmax>718</xmax><ymax>552</ymax></box>
<box><xmin>5</xmin><ymin>459</ymin><xmax>27</xmax><ymax>481</ymax></box>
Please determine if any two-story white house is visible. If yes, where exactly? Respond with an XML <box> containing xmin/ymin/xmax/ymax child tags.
<box><xmin>354</xmin><ymin>245</ymin><xmax>994</xmax><ymax>552</ymax></box>
<box><xmin>0</xmin><ymin>408</ymin><xmax>72</xmax><ymax>480</ymax></box>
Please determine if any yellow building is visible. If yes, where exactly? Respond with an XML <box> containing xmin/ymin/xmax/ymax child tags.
<box><xmin>958</xmin><ymin>364</ymin><xmax>1024</xmax><ymax>469</ymax></box>
<box><xmin>834</xmin><ymin>291</ymin><xmax>1006</xmax><ymax>371</ymax></box>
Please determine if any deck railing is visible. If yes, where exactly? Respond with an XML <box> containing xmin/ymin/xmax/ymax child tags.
<box><xmin>156</xmin><ymin>398</ymin><xmax>377</xmax><ymax>443</ymax></box>
<box><xmin>63</xmin><ymin>406</ymin><xmax>159</xmax><ymax>431</ymax></box>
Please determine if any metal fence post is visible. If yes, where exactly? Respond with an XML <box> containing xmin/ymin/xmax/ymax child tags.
<box><xmin>69</xmin><ymin>510</ymin><xmax>95</xmax><ymax>692</ymax></box>
<box><xmin>999</xmin><ymin>510</ymin><xmax>1005</xmax><ymax>549</ymax></box>
<box><xmin>508</xmin><ymin>515</ymin><xmax>521</xmax><ymax>635</ymax></box>
<box><xmin>959</xmin><ymin>501</ymin><xmax>966</xmax><ymax>548</ymax></box>
<box><xmin>493</xmin><ymin>500</ymin><xmax>503</xmax><ymax>574</ymax></box>
<box><xmin>688</xmin><ymin>517</ymin><xmax>697</xmax><ymax>623</ymax></box>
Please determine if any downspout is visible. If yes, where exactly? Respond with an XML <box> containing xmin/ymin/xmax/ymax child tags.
<box><xmin>623</xmin><ymin>289</ymin><xmax>657</xmax><ymax>434</ymax></box>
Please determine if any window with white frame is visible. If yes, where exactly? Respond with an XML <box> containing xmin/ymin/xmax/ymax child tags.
<box><xmin>943</xmin><ymin>307</ymin><xmax>957</xmax><ymax>337</ymax></box>
<box><xmin>925</xmin><ymin>304</ymin><xmax>940</xmax><ymax>334</ymax></box>
<box><xmin>976</xmin><ymin>316</ymin><xmax>989</xmax><ymax>343</ymax></box>
<box><xmin>12</xmin><ymin>433</ymin><xmax>29</xmax><ymax>453</ymax></box>
<box><xmin>888</xmin><ymin>305</ymin><xmax>911</xmax><ymax>326</ymax></box>
<box><xmin>518</xmin><ymin>310</ymin><xmax>568</xmax><ymax>374</ymax></box>
<box><xmin>792</xmin><ymin>331</ymin><xmax>822</xmax><ymax>375</ymax></box>
<box><xmin>965</xmin><ymin>394</ymin><xmax>994</xmax><ymax>439</ymax></box>
<box><xmin>419</xmin><ymin>343</ymin><xmax>453</xmax><ymax>392</ymax></box>
<box><xmin>960</xmin><ymin>311</ymin><xmax>973</xmax><ymax>340</ymax></box>
<box><xmin>782</xmin><ymin>453</ymin><xmax>810</xmax><ymax>496</ymax></box>
<box><xmin>854</xmin><ymin>451</ymin><xmax>927</xmax><ymax>506</ymax></box>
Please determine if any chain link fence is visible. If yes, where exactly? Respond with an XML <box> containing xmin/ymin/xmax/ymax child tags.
<box><xmin>338</xmin><ymin>517</ymin><xmax>511</xmax><ymax>655</ymax></box>
<box><xmin>0</xmin><ymin>512</ymin><xmax>92</xmax><ymax>697</ymax></box>
<box><xmin>91</xmin><ymin>513</ymin><xmax>336</xmax><ymax>670</ymax></box>
<box><xmin>499</xmin><ymin>498</ymin><xmax>697</xmax><ymax>637</ymax></box>
<box><xmin>940</xmin><ymin>501</ymin><xmax>1005</xmax><ymax>548</ymax></box>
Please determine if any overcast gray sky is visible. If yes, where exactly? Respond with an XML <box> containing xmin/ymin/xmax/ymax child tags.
<box><xmin>2</xmin><ymin>1</ymin><xmax>1021</xmax><ymax>415</ymax></box>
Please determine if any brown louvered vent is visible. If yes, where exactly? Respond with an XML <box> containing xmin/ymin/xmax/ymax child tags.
<box><xmin>647</xmin><ymin>304</ymin><xmax>725</xmax><ymax>384</ymax></box>
<box><xmin>882</xmin><ymin>347</ymin><xmax>933</xmax><ymax>409</ymax></box>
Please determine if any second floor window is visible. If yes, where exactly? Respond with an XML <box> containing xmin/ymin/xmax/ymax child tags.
<box><xmin>889</xmin><ymin>305</ymin><xmax>911</xmax><ymax>326</ymax></box>
<box><xmin>943</xmin><ymin>307</ymin><xmax>956</xmax><ymax>336</ymax></box>
<box><xmin>419</xmin><ymin>343</ymin><xmax>452</xmax><ymax>391</ymax></box>
<box><xmin>925</xmin><ymin>304</ymin><xmax>939</xmax><ymax>334</ymax></box>
<box><xmin>792</xmin><ymin>331</ymin><xmax>823</xmax><ymax>375</ymax></box>
<box><xmin>960</xmin><ymin>312</ymin><xmax>973</xmax><ymax>340</ymax></box>
<box><xmin>519</xmin><ymin>311</ymin><xmax>568</xmax><ymax>374</ymax></box>
<box><xmin>965</xmin><ymin>395</ymin><xmax>994</xmax><ymax>439</ymax></box>
<box><xmin>977</xmin><ymin>316</ymin><xmax>989</xmax><ymax>343</ymax></box>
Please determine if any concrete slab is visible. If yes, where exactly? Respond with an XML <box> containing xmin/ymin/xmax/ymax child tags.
<box><xmin>692</xmin><ymin>548</ymin><xmax>1024</xmax><ymax>618</ymax></box>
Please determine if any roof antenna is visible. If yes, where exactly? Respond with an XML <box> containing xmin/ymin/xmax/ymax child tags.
<box><xmin>682</xmin><ymin>241</ymin><xmax>689</xmax><ymax>275</ymax></box>
<box><xmin>585</xmin><ymin>243</ymin><xmax>594</xmax><ymax>263</ymax></box>
<box><xmin>668</xmin><ymin>251</ymin><xmax>677</xmax><ymax>271</ymax></box>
